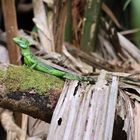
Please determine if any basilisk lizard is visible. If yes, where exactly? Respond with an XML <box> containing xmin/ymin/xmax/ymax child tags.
<box><xmin>13</xmin><ymin>37</ymin><xmax>95</xmax><ymax>82</ymax></box>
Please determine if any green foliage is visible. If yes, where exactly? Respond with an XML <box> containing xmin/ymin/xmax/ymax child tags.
<box><xmin>132</xmin><ymin>0</ymin><xmax>140</xmax><ymax>48</ymax></box>
<box><xmin>64</xmin><ymin>0</ymin><xmax>72</xmax><ymax>43</ymax></box>
<box><xmin>123</xmin><ymin>0</ymin><xmax>131</xmax><ymax>10</ymax></box>
<box><xmin>80</xmin><ymin>0</ymin><xmax>102</xmax><ymax>52</ymax></box>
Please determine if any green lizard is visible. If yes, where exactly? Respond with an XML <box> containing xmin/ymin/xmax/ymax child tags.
<box><xmin>13</xmin><ymin>37</ymin><xmax>95</xmax><ymax>82</ymax></box>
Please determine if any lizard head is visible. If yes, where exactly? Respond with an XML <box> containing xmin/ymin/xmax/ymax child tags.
<box><xmin>13</xmin><ymin>37</ymin><xmax>30</xmax><ymax>49</ymax></box>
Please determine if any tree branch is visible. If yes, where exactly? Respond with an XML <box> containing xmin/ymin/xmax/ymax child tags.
<box><xmin>0</xmin><ymin>64</ymin><xmax>64</xmax><ymax>122</ymax></box>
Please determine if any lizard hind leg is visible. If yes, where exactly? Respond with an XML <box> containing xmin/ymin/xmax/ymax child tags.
<box><xmin>30</xmin><ymin>62</ymin><xmax>38</xmax><ymax>69</ymax></box>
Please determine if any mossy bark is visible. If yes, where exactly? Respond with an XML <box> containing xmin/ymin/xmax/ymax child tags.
<box><xmin>0</xmin><ymin>64</ymin><xmax>64</xmax><ymax>122</ymax></box>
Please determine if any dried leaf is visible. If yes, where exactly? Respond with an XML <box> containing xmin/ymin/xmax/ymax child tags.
<box><xmin>102</xmin><ymin>3</ymin><xmax>122</xmax><ymax>29</ymax></box>
<box><xmin>117</xmin><ymin>33</ymin><xmax>140</xmax><ymax>62</ymax></box>
<box><xmin>43</xmin><ymin>0</ymin><xmax>54</xmax><ymax>8</ymax></box>
<box><xmin>33</xmin><ymin>0</ymin><xmax>54</xmax><ymax>52</ymax></box>
<box><xmin>1</xmin><ymin>110</ymin><xmax>23</xmax><ymax>139</ymax></box>
<box><xmin>134</xmin><ymin>101</ymin><xmax>140</xmax><ymax>140</ymax></box>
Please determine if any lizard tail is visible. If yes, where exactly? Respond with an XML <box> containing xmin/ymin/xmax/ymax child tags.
<box><xmin>80</xmin><ymin>76</ymin><xmax>95</xmax><ymax>84</ymax></box>
<box><xmin>63</xmin><ymin>73</ymin><xmax>95</xmax><ymax>84</ymax></box>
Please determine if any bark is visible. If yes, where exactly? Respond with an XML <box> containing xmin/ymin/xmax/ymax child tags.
<box><xmin>0</xmin><ymin>64</ymin><xmax>64</xmax><ymax>122</ymax></box>
<box><xmin>2</xmin><ymin>0</ymin><xmax>20</xmax><ymax>64</ymax></box>
<box><xmin>53</xmin><ymin>0</ymin><xmax>67</xmax><ymax>53</ymax></box>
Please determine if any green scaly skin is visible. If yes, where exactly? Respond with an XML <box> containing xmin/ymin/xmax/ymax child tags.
<box><xmin>13</xmin><ymin>37</ymin><xmax>94</xmax><ymax>82</ymax></box>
